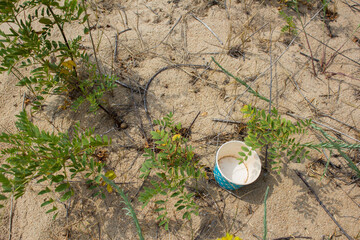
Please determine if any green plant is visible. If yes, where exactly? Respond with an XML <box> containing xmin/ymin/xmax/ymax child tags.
<box><xmin>0</xmin><ymin>0</ymin><xmax>115</xmax><ymax>112</ymax></box>
<box><xmin>0</xmin><ymin>110</ymin><xmax>111</xmax><ymax>217</ymax></box>
<box><xmin>212</xmin><ymin>57</ymin><xmax>270</xmax><ymax>103</ymax></box>
<box><xmin>279</xmin><ymin>11</ymin><xmax>297</xmax><ymax>35</ymax></box>
<box><xmin>240</xmin><ymin>105</ymin><xmax>311</xmax><ymax>171</ymax></box>
<box><xmin>263</xmin><ymin>186</ymin><xmax>269</xmax><ymax>240</ymax></box>
<box><xmin>306</xmin><ymin>124</ymin><xmax>360</xmax><ymax>178</ymax></box>
<box><xmin>70</xmin><ymin>56</ymin><xmax>117</xmax><ymax>112</ymax></box>
<box><xmin>101</xmin><ymin>174</ymin><xmax>144</xmax><ymax>240</ymax></box>
<box><xmin>139</xmin><ymin>113</ymin><xmax>205</xmax><ymax>230</ymax></box>
<box><xmin>236</xmin><ymin>145</ymin><xmax>253</xmax><ymax>164</ymax></box>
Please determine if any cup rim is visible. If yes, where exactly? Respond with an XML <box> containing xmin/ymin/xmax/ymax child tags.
<box><xmin>215</xmin><ymin>140</ymin><xmax>261</xmax><ymax>186</ymax></box>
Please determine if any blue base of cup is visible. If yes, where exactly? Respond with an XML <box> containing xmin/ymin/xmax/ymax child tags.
<box><xmin>213</xmin><ymin>164</ymin><xmax>243</xmax><ymax>190</ymax></box>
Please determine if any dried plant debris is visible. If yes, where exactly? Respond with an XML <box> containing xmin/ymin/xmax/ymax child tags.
<box><xmin>228</xmin><ymin>45</ymin><xmax>245</xmax><ymax>60</ymax></box>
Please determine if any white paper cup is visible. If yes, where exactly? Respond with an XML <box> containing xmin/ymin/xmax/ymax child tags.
<box><xmin>214</xmin><ymin>141</ymin><xmax>261</xmax><ymax>190</ymax></box>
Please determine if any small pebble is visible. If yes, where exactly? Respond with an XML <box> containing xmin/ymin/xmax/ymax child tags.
<box><xmin>120</xmin><ymin>122</ymin><xmax>128</xmax><ymax>129</ymax></box>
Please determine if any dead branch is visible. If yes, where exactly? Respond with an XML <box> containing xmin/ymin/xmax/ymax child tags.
<box><xmin>295</xmin><ymin>170</ymin><xmax>354</xmax><ymax>240</ymax></box>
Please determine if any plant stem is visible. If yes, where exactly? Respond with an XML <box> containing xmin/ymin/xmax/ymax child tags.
<box><xmin>212</xmin><ymin>57</ymin><xmax>270</xmax><ymax>102</ymax></box>
<box><xmin>263</xmin><ymin>186</ymin><xmax>269</xmax><ymax>240</ymax></box>
<box><xmin>82</xmin><ymin>0</ymin><xmax>102</xmax><ymax>75</ymax></box>
<box><xmin>46</xmin><ymin>5</ymin><xmax>73</xmax><ymax>61</ymax></box>
<box><xmin>101</xmin><ymin>175</ymin><xmax>144</xmax><ymax>240</ymax></box>
<box><xmin>8</xmin><ymin>194</ymin><xmax>14</xmax><ymax>240</ymax></box>
<box><xmin>295</xmin><ymin>8</ymin><xmax>317</xmax><ymax>76</ymax></box>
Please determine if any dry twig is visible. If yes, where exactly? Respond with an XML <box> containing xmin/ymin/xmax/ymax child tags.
<box><xmin>295</xmin><ymin>170</ymin><xmax>353</xmax><ymax>240</ymax></box>
<box><xmin>306</xmin><ymin>32</ymin><xmax>360</xmax><ymax>67</ymax></box>
<box><xmin>212</xmin><ymin>119</ymin><xmax>243</xmax><ymax>124</ymax></box>
<box><xmin>190</xmin><ymin>13</ymin><xmax>223</xmax><ymax>45</ymax></box>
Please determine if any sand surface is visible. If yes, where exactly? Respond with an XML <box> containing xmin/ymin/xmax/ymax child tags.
<box><xmin>0</xmin><ymin>0</ymin><xmax>360</xmax><ymax>239</ymax></box>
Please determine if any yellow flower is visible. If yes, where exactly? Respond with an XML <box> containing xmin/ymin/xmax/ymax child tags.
<box><xmin>172</xmin><ymin>134</ymin><xmax>181</xmax><ymax>141</ymax></box>
<box><xmin>217</xmin><ymin>233</ymin><xmax>242</xmax><ymax>240</ymax></box>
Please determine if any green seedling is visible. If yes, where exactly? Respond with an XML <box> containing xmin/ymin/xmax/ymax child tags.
<box><xmin>237</xmin><ymin>145</ymin><xmax>252</xmax><ymax>165</ymax></box>
<box><xmin>139</xmin><ymin>113</ymin><xmax>205</xmax><ymax>230</ymax></box>
<box><xmin>0</xmin><ymin>0</ymin><xmax>115</xmax><ymax>112</ymax></box>
<box><xmin>279</xmin><ymin>11</ymin><xmax>297</xmax><ymax>35</ymax></box>
<box><xmin>241</xmin><ymin>105</ymin><xmax>311</xmax><ymax>171</ymax></box>
<box><xmin>0</xmin><ymin>111</ymin><xmax>111</xmax><ymax>217</ymax></box>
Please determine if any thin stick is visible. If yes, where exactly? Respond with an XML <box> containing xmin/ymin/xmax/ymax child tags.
<box><xmin>287</xmin><ymin>75</ymin><xmax>318</xmax><ymax>112</ymax></box>
<box><xmin>253</xmin><ymin>234</ymin><xmax>262</xmax><ymax>240</ymax></box>
<box><xmin>143</xmin><ymin>64</ymin><xmax>213</xmax><ymax>129</ymax></box>
<box><xmin>236</xmin><ymin>3</ymin><xmax>326</xmax><ymax>99</ymax></box>
<box><xmin>325</xmin><ymin>71</ymin><xmax>360</xmax><ymax>81</ymax></box>
<box><xmin>305</xmin><ymin>32</ymin><xmax>360</xmax><ymax>67</ymax></box>
<box><xmin>296</xmin><ymin>8</ymin><xmax>317</xmax><ymax>76</ymax></box>
<box><xmin>8</xmin><ymin>194</ymin><xmax>14</xmax><ymax>240</ymax></box>
<box><xmin>221</xmin><ymin>187</ymin><xmax>256</xmax><ymax>200</ymax></box>
<box><xmin>131</xmin><ymin>179</ymin><xmax>146</xmax><ymax>202</ymax></box>
<box><xmin>272</xmin><ymin>236</ymin><xmax>312</xmax><ymax>240</ymax></box>
<box><xmin>286</xmin><ymin>112</ymin><xmax>360</xmax><ymax>144</ymax></box>
<box><xmin>97</xmin><ymin>222</ymin><xmax>101</xmax><ymax>240</ymax></box>
<box><xmin>65</xmin><ymin>198</ymin><xmax>71</xmax><ymax>240</ymax></box>
<box><xmin>115</xmin><ymin>80</ymin><xmax>145</xmax><ymax>94</ymax></box>
<box><xmin>83</xmin><ymin>0</ymin><xmax>102</xmax><ymax>75</ymax></box>
<box><xmin>265</xmin><ymin>25</ymin><xmax>274</xmax><ymax>171</ymax></box>
<box><xmin>118</xmin><ymin>28</ymin><xmax>132</xmax><ymax>35</ymax></box>
<box><xmin>212</xmin><ymin>119</ymin><xmax>243</xmax><ymax>124</ymax></box>
<box><xmin>129</xmin><ymin>81</ymin><xmax>148</xmax><ymax>140</ymax></box>
<box><xmin>114</xmin><ymin>33</ymin><xmax>119</xmax><ymax>63</ymax></box>
<box><xmin>143</xmin><ymin>4</ymin><xmax>158</xmax><ymax>16</ymax></box>
<box><xmin>22</xmin><ymin>93</ymin><xmax>26</xmax><ymax>111</ymax></box>
<box><xmin>242</xmin><ymin>23</ymin><xmax>269</xmax><ymax>43</ymax></box>
<box><xmin>224</xmin><ymin>0</ymin><xmax>230</xmax><ymax>19</ymax></box>
<box><xmin>318</xmin><ymin>113</ymin><xmax>360</xmax><ymax>133</ymax></box>
<box><xmin>46</xmin><ymin>5</ymin><xmax>73</xmax><ymax>60</ymax></box>
<box><xmin>300</xmin><ymin>52</ymin><xmax>320</xmax><ymax>62</ymax></box>
<box><xmin>98</xmin><ymin>104</ymin><xmax>124</xmax><ymax>128</ymax></box>
<box><xmin>190</xmin><ymin>13</ymin><xmax>223</xmax><ymax>45</ymax></box>
<box><xmin>186</xmin><ymin>111</ymin><xmax>201</xmax><ymax>136</ymax></box>
<box><xmin>343</xmin><ymin>0</ymin><xmax>360</xmax><ymax>12</ymax></box>
<box><xmin>157</xmin><ymin>16</ymin><xmax>182</xmax><ymax>47</ymax></box>
<box><xmin>323</xmin><ymin>25</ymin><xmax>360</xmax><ymax>71</ymax></box>
<box><xmin>295</xmin><ymin>170</ymin><xmax>353</xmax><ymax>240</ymax></box>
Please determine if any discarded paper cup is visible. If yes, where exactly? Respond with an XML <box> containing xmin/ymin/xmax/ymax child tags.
<box><xmin>213</xmin><ymin>141</ymin><xmax>261</xmax><ymax>190</ymax></box>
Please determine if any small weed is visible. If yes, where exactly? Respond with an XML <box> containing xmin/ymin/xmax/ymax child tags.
<box><xmin>240</xmin><ymin>105</ymin><xmax>311</xmax><ymax>171</ymax></box>
<box><xmin>139</xmin><ymin>113</ymin><xmax>205</xmax><ymax>230</ymax></box>
<box><xmin>279</xmin><ymin>11</ymin><xmax>297</xmax><ymax>35</ymax></box>
<box><xmin>0</xmin><ymin>0</ymin><xmax>115</xmax><ymax>112</ymax></box>
<box><xmin>0</xmin><ymin>111</ymin><xmax>111</xmax><ymax>217</ymax></box>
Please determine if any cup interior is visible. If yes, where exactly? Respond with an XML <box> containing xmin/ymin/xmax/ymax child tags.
<box><xmin>216</xmin><ymin>141</ymin><xmax>261</xmax><ymax>185</ymax></box>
